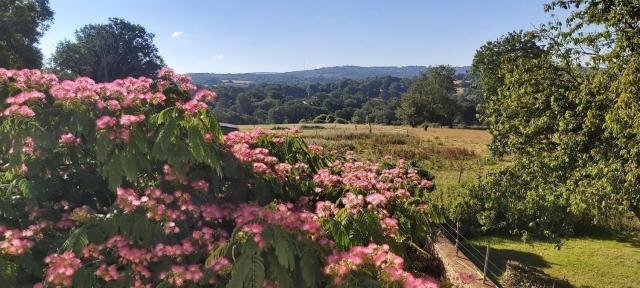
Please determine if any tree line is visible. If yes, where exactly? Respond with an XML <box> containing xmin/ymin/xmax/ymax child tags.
<box><xmin>209</xmin><ymin>70</ymin><xmax>479</xmax><ymax>126</ymax></box>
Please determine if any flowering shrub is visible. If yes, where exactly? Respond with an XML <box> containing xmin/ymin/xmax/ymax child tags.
<box><xmin>0</xmin><ymin>67</ymin><xmax>440</xmax><ymax>287</ymax></box>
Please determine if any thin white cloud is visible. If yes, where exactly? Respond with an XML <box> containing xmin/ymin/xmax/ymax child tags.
<box><xmin>171</xmin><ymin>31</ymin><xmax>183</xmax><ymax>38</ymax></box>
<box><xmin>214</xmin><ymin>54</ymin><xmax>224</xmax><ymax>60</ymax></box>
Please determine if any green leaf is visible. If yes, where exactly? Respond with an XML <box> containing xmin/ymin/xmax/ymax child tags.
<box><xmin>120</xmin><ymin>152</ymin><xmax>138</xmax><ymax>181</ymax></box>
<box><xmin>96</xmin><ymin>133</ymin><xmax>113</xmax><ymax>163</ymax></box>
<box><xmin>62</xmin><ymin>227</ymin><xmax>89</xmax><ymax>255</ymax></box>
<box><xmin>300</xmin><ymin>246</ymin><xmax>321</xmax><ymax>288</ymax></box>
<box><xmin>274</xmin><ymin>229</ymin><xmax>296</xmax><ymax>271</ymax></box>
<box><xmin>265</xmin><ymin>254</ymin><xmax>293</xmax><ymax>288</ymax></box>
<box><xmin>188</xmin><ymin>125</ymin><xmax>207</xmax><ymax>162</ymax></box>
<box><xmin>152</xmin><ymin>118</ymin><xmax>177</xmax><ymax>158</ymax></box>
<box><xmin>227</xmin><ymin>251</ymin><xmax>251</xmax><ymax>288</ymax></box>
<box><xmin>104</xmin><ymin>154</ymin><xmax>124</xmax><ymax>190</ymax></box>
<box><xmin>246</xmin><ymin>253</ymin><xmax>265</xmax><ymax>288</ymax></box>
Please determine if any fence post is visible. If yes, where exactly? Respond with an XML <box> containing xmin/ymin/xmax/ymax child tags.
<box><xmin>483</xmin><ymin>243</ymin><xmax>490</xmax><ymax>284</ymax></box>
<box><xmin>455</xmin><ymin>221</ymin><xmax>460</xmax><ymax>256</ymax></box>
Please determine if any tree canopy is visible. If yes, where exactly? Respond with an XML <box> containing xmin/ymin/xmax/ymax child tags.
<box><xmin>396</xmin><ymin>66</ymin><xmax>458</xmax><ymax>127</ymax></box>
<box><xmin>465</xmin><ymin>0</ymin><xmax>640</xmax><ymax>238</ymax></box>
<box><xmin>207</xmin><ymin>74</ymin><xmax>480</xmax><ymax>126</ymax></box>
<box><xmin>0</xmin><ymin>0</ymin><xmax>54</xmax><ymax>68</ymax></box>
<box><xmin>51</xmin><ymin>18</ymin><xmax>164</xmax><ymax>82</ymax></box>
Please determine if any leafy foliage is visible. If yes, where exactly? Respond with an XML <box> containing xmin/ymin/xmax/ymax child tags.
<box><xmin>0</xmin><ymin>0</ymin><xmax>54</xmax><ymax>68</ymax></box>
<box><xmin>51</xmin><ymin>18</ymin><xmax>165</xmax><ymax>82</ymax></box>
<box><xmin>397</xmin><ymin>66</ymin><xmax>460</xmax><ymax>127</ymax></box>
<box><xmin>208</xmin><ymin>74</ymin><xmax>479</xmax><ymax>126</ymax></box>
<box><xmin>466</xmin><ymin>0</ymin><xmax>640</xmax><ymax>238</ymax></box>
<box><xmin>0</xmin><ymin>67</ymin><xmax>440</xmax><ymax>287</ymax></box>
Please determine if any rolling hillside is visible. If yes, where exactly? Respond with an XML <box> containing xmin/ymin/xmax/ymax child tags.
<box><xmin>190</xmin><ymin>65</ymin><xmax>470</xmax><ymax>85</ymax></box>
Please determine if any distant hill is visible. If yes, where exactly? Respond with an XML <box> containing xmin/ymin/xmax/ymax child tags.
<box><xmin>190</xmin><ymin>65</ymin><xmax>470</xmax><ymax>85</ymax></box>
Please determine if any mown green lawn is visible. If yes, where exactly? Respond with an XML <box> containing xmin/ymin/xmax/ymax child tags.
<box><xmin>470</xmin><ymin>233</ymin><xmax>640</xmax><ymax>288</ymax></box>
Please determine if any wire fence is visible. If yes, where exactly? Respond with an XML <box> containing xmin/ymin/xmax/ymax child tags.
<box><xmin>438</xmin><ymin>221</ymin><xmax>504</xmax><ymax>285</ymax></box>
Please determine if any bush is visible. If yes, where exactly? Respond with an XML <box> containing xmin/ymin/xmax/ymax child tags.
<box><xmin>333</xmin><ymin>117</ymin><xmax>348</xmax><ymax>124</ymax></box>
<box><xmin>312</xmin><ymin>114</ymin><xmax>328</xmax><ymax>123</ymax></box>
<box><xmin>0</xmin><ymin>68</ymin><xmax>441</xmax><ymax>287</ymax></box>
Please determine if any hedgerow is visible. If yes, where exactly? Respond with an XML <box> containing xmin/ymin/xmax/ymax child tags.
<box><xmin>0</xmin><ymin>67</ymin><xmax>440</xmax><ymax>287</ymax></box>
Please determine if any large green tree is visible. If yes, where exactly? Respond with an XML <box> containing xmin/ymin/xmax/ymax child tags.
<box><xmin>51</xmin><ymin>18</ymin><xmax>164</xmax><ymax>82</ymax></box>
<box><xmin>396</xmin><ymin>65</ymin><xmax>457</xmax><ymax>126</ymax></box>
<box><xmin>470</xmin><ymin>31</ymin><xmax>546</xmax><ymax>154</ymax></box>
<box><xmin>468</xmin><ymin>0</ymin><xmax>640</xmax><ymax>238</ymax></box>
<box><xmin>0</xmin><ymin>0</ymin><xmax>54</xmax><ymax>68</ymax></box>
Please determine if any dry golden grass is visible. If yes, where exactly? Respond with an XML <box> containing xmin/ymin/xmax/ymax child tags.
<box><xmin>239</xmin><ymin>123</ymin><xmax>499</xmax><ymax>188</ymax></box>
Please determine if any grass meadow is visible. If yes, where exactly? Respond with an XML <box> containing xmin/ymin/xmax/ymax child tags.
<box><xmin>240</xmin><ymin>123</ymin><xmax>640</xmax><ymax>288</ymax></box>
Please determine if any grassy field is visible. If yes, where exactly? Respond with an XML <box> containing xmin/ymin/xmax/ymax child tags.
<box><xmin>239</xmin><ymin>123</ymin><xmax>640</xmax><ymax>288</ymax></box>
<box><xmin>470</xmin><ymin>233</ymin><xmax>640</xmax><ymax>288</ymax></box>
<box><xmin>239</xmin><ymin>124</ymin><xmax>498</xmax><ymax>187</ymax></box>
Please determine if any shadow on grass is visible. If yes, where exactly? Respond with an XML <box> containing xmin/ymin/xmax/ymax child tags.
<box><xmin>573</xmin><ymin>224</ymin><xmax>640</xmax><ymax>248</ymax></box>
<box><xmin>462</xmin><ymin>242</ymin><xmax>574</xmax><ymax>288</ymax></box>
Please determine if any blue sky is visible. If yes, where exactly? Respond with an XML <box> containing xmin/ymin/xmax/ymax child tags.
<box><xmin>40</xmin><ymin>0</ymin><xmax>557</xmax><ymax>73</ymax></box>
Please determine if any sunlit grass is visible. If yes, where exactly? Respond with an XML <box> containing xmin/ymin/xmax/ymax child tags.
<box><xmin>470</xmin><ymin>233</ymin><xmax>640</xmax><ymax>288</ymax></box>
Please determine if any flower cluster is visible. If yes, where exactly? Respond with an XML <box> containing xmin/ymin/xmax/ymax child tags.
<box><xmin>0</xmin><ymin>68</ymin><xmax>58</xmax><ymax>88</ymax></box>
<box><xmin>59</xmin><ymin>132</ymin><xmax>81</xmax><ymax>145</ymax></box>
<box><xmin>43</xmin><ymin>251</ymin><xmax>82</xmax><ymax>287</ymax></box>
<box><xmin>232</xmin><ymin>203</ymin><xmax>327</xmax><ymax>243</ymax></box>
<box><xmin>0</xmin><ymin>223</ymin><xmax>47</xmax><ymax>255</ymax></box>
<box><xmin>324</xmin><ymin>243</ymin><xmax>438</xmax><ymax>288</ymax></box>
<box><xmin>95</xmin><ymin>264</ymin><xmax>120</xmax><ymax>281</ymax></box>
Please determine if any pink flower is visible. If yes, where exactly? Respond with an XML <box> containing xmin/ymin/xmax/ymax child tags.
<box><xmin>44</xmin><ymin>251</ymin><xmax>82</xmax><ymax>287</ymax></box>
<box><xmin>365</xmin><ymin>193</ymin><xmax>388</xmax><ymax>207</ymax></box>
<box><xmin>194</xmin><ymin>89</ymin><xmax>217</xmax><ymax>101</ymax></box>
<box><xmin>2</xmin><ymin>105</ymin><xmax>35</xmax><ymax>117</ymax></box>
<box><xmin>5</xmin><ymin>91</ymin><xmax>45</xmax><ymax>105</ymax></box>
<box><xmin>22</xmin><ymin>137</ymin><xmax>35</xmax><ymax>154</ymax></box>
<box><xmin>96</xmin><ymin>116</ymin><xmax>117</xmax><ymax>129</ymax></box>
<box><xmin>157</xmin><ymin>67</ymin><xmax>176</xmax><ymax>78</ymax></box>
<box><xmin>49</xmin><ymin>77</ymin><xmax>97</xmax><ymax>103</ymax></box>
<box><xmin>380</xmin><ymin>217</ymin><xmax>399</xmax><ymax>236</ymax></box>
<box><xmin>191</xmin><ymin>180</ymin><xmax>209</xmax><ymax>191</ymax></box>
<box><xmin>119</xmin><ymin>114</ymin><xmax>146</xmax><ymax>127</ymax></box>
<box><xmin>105</xmin><ymin>100</ymin><xmax>121</xmax><ymax>111</ymax></box>
<box><xmin>95</xmin><ymin>264</ymin><xmax>120</xmax><ymax>281</ymax></box>
<box><xmin>59</xmin><ymin>132</ymin><xmax>80</xmax><ymax>145</ymax></box>
<box><xmin>179</xmin><ymin>99</ymin><xmax>208</xmax><ymax>114</ymax></box>
<box><xmin>204</xmin><ymin>132</ymin><xmax>214</xmax><ymax>143</ymax></box>
<box><xmin>308</xmin><ymin>144</ymin><xmax>324</xmax><ymax>154</ymax></box>
<box><xmin>252</xmin><ymin>162</ymin><xmax>271</xmax><ymax>174</ymax></box>
<box><xmin>275</xmin><ymin>163</ymin><xmax>292</xmax><ymax>177</ymax></box>
<box><xmin>207</xmin><ymin>257</ymin><xmax>231</xmax><ymax>272</ymax></box>
<box><xmin>146</xmin><ymin>92</ymin><xmax>166</xmax><ymax>104</ymax></box>
<box><xmin>420</xmin><ymin>179</ymin><xmax>434</xmax><ymax>189</ymax></box>
<box><xmin>315</xmin><ymin>201</ymin><xmax>338</xmax><ymax>218</ymax></box>
<box><xmin>342</xmin><ymin>192</ymin><xmax>364</xmax><ymax>212</ymax></box>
